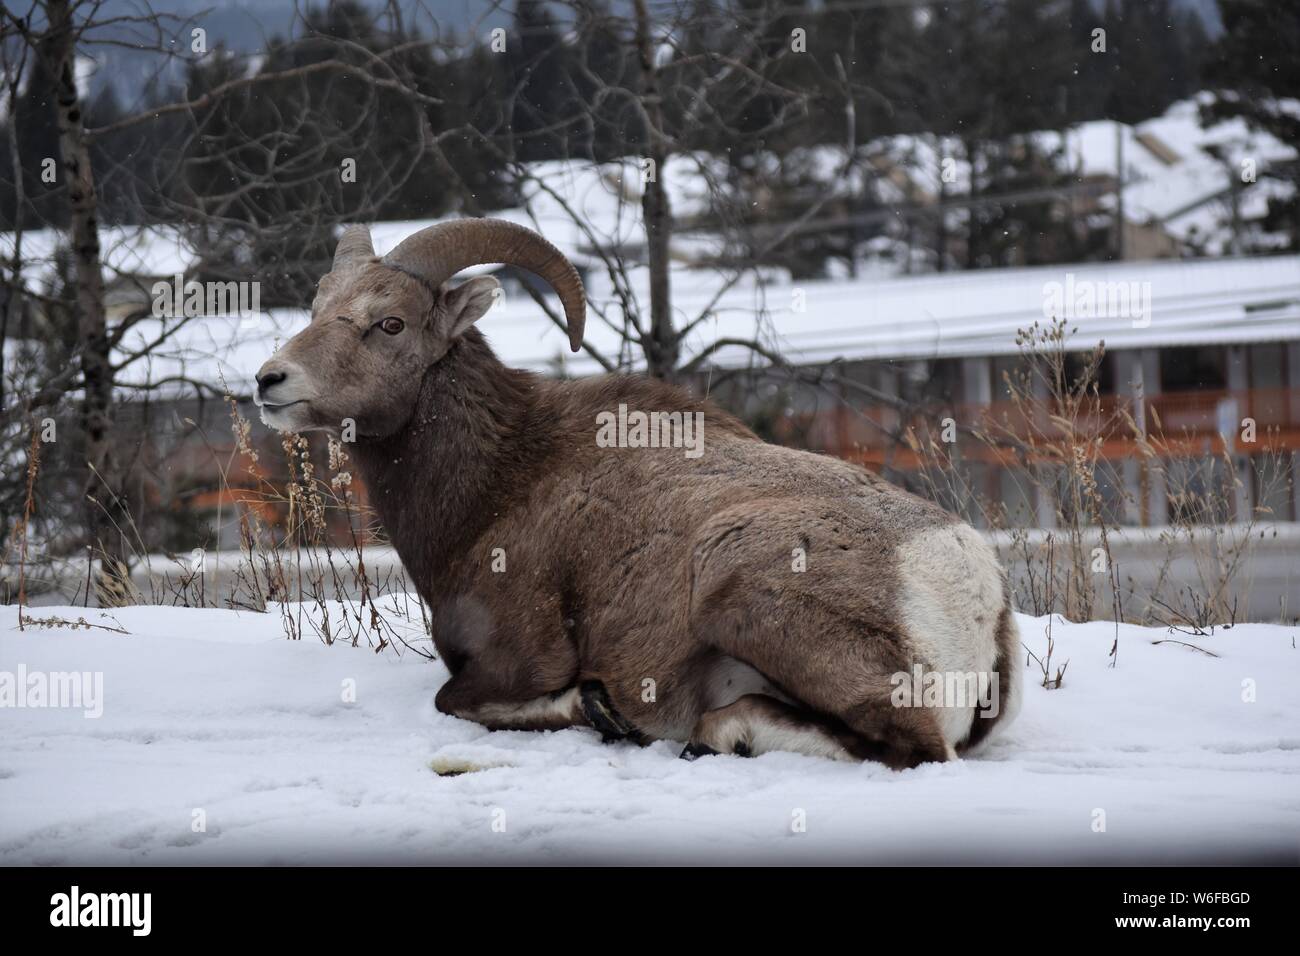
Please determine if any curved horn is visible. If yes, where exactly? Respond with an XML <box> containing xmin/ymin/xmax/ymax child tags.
<box><xmin>383</xmin><ymin>218</ymin><xmax>586</xmax><ymax>352</ymax></box>
<box><xmin>333</xmin><ymin>225</ymin><xmax>375</xmax><ymax>271</ymax></box>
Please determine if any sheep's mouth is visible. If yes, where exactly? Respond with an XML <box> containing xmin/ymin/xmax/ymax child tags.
<box><xmin>258</xmin><ymin>400</ymin><xmax>316</xmax><ymax>432</ymax></box>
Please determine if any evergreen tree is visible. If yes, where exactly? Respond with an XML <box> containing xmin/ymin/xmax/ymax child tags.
<box><xmin>1202</xmin><ymin>0</ymin><xmax>1300</xmax><ymax>251</ymax></box>
<box><xmin>506</xmin><ymin>0</ymin><xmax>583</xmax><ymax>161</ymax></box>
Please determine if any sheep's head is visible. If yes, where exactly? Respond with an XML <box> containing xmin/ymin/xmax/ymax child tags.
<box><xmin>254</xmin><ymin>219</ymin><xmax>586</xmax><ymax>438</ymax></box>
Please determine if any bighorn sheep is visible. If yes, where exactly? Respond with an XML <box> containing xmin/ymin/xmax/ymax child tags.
<box><xmin>255</xmin><ymin>219</ymin><xmax>1021</xmax><ymax>767</ymax></box>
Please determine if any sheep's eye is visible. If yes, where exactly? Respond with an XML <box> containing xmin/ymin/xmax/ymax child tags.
<box><xmin>379</xmin><ymin>317</ymin><xmax>405</xmax><ymax>335</ymax></box>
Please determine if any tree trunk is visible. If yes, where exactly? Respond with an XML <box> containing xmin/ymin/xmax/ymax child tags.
<box><xmin>2</xmin><ymin>72</ymin><xmax>25</xmax><ymax>412</ymax></box>
<box><xmin>936</xmin><ymin>165</ymin><xmax>949</xmax><ymax>273</ymax></box>
<box><xmin>965</xmin><ymin>137</ymin><xmax>980</xmax><ymax>270</ymax></box>
<box><xmin>633</xmin><ymin>0</ymin><xmax>677</xmax><ymax>380</ymax></box>
<box><xmin>46</xmin><ymin>0</ymin><xmax>131</xmax><ymax>603</ymax></box>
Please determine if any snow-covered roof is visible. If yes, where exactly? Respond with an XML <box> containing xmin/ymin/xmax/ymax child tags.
<box><xmin>493</xmin><ymin>252</ymin><xmax>1300</xmax><ymax>375</ymax></box>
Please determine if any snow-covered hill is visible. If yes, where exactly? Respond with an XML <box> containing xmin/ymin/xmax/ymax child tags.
<box><xmin>1</xmin><ymin>603</ymin><xmax>1296</xmax><ymax>864</ymax></box>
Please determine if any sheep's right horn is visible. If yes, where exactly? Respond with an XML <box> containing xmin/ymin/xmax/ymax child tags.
<box><xmin>332</xmin><ymin>225</ymin><xmax>375</xmax><ymax>271</ymax></box>
<box><xmin>383</xmin><ymin>218</ymin><xmax>586</xmax><ymax>352</ymax></box>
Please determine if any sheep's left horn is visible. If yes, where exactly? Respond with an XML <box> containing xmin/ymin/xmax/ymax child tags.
<box><xmin>382</xmin><ymin>218</ymin><xmax>586</xmax><ymax>352</ymax></box>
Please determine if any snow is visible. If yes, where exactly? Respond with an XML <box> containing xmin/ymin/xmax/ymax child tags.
<box><xmin>0</xmin><ymin>57</ymin><xmax>95</xmax><ymax>123</ymax></box>
<box><xmin>1057</xmin><ymin>98</ymin><xmax>1297</xmax><ymax>255</ymax></box>
<box><xmin>0</xmin><ymin>222</ymin><xmax>201</xmax><ymax>293</ymax></box>
<box><xmin>109</xmin><ymin>307</ymin><xmax>303</xmax><ymax>394</ymax></box>
<box><xmin>2</xmin><ymin>603</ymin><xmax>1296</xmax><ymax>864</ymax></box>
<box><xmin>366</xmin><ymin>154</ymin><xmax>719</xmax><ymax>270</ymax></box>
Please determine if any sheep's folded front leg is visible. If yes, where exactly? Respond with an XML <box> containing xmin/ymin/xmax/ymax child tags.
<box><xmin>435</xmin><ymin>671</ymin><xmax>647</xmax><ymax>743</ymax></box>
<box><xmin>435</xmin><ymin>671</ymin><xmax>584</xmax><ymax>732</ymax></box>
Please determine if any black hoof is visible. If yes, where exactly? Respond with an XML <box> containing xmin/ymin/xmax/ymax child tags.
<box><xmin>679</xmin><ymin>742</ymin><xmax>721</xmax><ymax>761</ymax></box>
<box><xmin>579</xmin><ymin>680</ymin><xmax>645</xmax><ymax>745</ymax></box>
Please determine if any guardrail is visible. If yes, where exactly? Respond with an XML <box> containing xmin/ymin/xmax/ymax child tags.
<box><xmin>9</xmin><ymin>523</ymin><xmax>1298</xmax><ymax>622</ymax></box>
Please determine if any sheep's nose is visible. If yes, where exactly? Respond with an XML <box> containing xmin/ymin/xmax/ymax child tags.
<box><xmin>256</xmin><ymin>367</ymin><xmax>287</xmax><ymax>394</ymax></box>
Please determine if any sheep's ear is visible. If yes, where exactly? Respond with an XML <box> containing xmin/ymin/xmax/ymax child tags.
<box><xmin>438</xmin><ymin>276</ymin><xmax>501</xmax><ymax>341</ymax></box>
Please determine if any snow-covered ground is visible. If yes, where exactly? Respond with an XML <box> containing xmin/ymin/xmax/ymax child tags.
<box><xmin>1</xmin><ymin>603</ymin><xmax>1296</xmax><ymax>865</ymax></box>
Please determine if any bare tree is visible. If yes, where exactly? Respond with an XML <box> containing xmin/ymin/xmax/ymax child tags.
<box><xmin>0</xmin><ymin>0</ymin><xmax>483</xmax><ymax>599</ymax></box>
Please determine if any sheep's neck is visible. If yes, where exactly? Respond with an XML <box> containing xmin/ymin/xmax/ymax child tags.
<box><xmin>349</xmin><ymin>330</ymin><xmax>549</xmax><ymax>602</ymax></box>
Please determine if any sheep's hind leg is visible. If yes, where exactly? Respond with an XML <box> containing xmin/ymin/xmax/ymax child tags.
<box><xmin>680</xmin><ymin>694</ymin><xmax>870</xmax><ymax>762</ymax></box>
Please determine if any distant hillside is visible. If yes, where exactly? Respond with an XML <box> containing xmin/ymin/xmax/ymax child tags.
<box><xmin>79</xmin><ymin>0</ymin><xmax>1227</xmax><ymax>104</ymax></box>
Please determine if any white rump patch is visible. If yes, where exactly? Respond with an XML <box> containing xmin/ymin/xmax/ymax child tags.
<box><xmin>895</xmin><ymin>524</ymin><xmax>1006</xmax><ymax>748</ymax></box>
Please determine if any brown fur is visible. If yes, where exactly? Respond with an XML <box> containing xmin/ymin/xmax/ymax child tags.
<box><xmin>256</xmin><ymin>242</ymin><xmax>1019</xmax><ymax>766</ymax></box>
